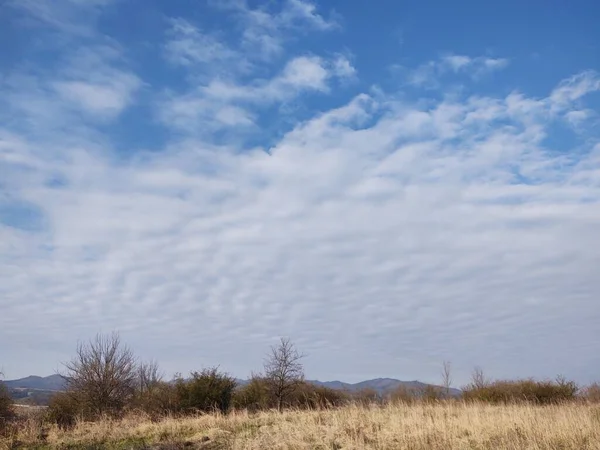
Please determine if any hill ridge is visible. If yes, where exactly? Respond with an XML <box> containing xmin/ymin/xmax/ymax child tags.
<box><xmin>4</xmin><ymin>374</ymin><xmax>461</xmax><ymax>397</ymax></box>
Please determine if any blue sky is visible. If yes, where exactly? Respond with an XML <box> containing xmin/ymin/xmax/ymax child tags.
<box><xmin>1</xmin><ymin>0</ymin><xmax>599</xmax><ymax>385</ymax></box>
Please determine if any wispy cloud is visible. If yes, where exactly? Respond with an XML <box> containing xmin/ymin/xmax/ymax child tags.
<box><xmin>52</xmin><ymin>46</ymin><xmax>141</xmax><ymax>120</ymax></box>
<box><xmin>442</xmin><ymin>54</ymin><xmax>509</xmax><ymax>74</ymax></box>
<box><xmin>8</xmin><ymin>0</ymin><xmax>117</xmax><ymax>35</ymax></box>
<box><xmin>549</xmin><ymin>70</ymin><xmax>600</xmax><ymax>113</ymax></box>
<box><xmin>52</xmin><ymin>76</ymin><xmax>139</xmax><ymax>119</ymax></box>
<box><xmin>407</xmin><ymin>53</ymin><xmax>510</xmax><ymax>88</ymax></box>
<box><xmin>215</xmin><ymin>0</ymin><xmax>339</xmax><ymax>58</ymax></box>
<box><xmin>159</xmin><ymin>1</ymin><xmax>348</xmax><ymax>136</ymax></box>
<box><xmin>1</xmin><ymin>44</ymin><xmax>140</xmax><ymax>131</ymax></box>
<box><xmin>164</xmin><ymin>19</ymin><xmax>240</xmax><ymax>69</ymax></box>
<box><xmin>160</xmin><ymin>54</ymin><xmax>354</xmax><ymax>133</ymax></box>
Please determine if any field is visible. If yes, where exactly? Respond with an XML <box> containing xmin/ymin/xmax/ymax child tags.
<box><xmin>2</xmin><ymin>402</ymin><xmax>600</xmax><ymax>450</ymax></box>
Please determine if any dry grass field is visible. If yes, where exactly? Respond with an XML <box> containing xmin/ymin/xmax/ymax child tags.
<box><xmin>2</xmin><ymin>402</ymin><xmax>600</xmax><ymax>450</ymax></box>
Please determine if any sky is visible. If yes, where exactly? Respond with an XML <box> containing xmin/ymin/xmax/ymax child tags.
<box><xmin>1</xmin><ymin>0</ymin><xmax>599</xmax><ymax>386</ymax></box>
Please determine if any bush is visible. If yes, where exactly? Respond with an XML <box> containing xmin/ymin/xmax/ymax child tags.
<box><xmin>352</xmin><ymin>388</ymin><xmax>382</xmax><ymax>406</ymax></box>
<box><xmin>47</xmin><ymin>392</ymin><xmax>80</xmax><ymax>430</ymax></box>
<box><xmin>232</xmin><ymin>377</ymin><xmax>272</xmax><ymax>412</ymax></box>
<box><xmin>581</xmin><ymin>383</ymin><xmax>600</xmax><ymax>403</ymax></box>
<box><xmin>389</xmin><ymin>385</ymin><xmax>419</xmax><ymax>404</ymax></box>
<box><xmin>292</xmin><ymin>383</ymin><xmax>349</xmax><ymax>409</ymax></box>
<box><xmin>0</xmin><ymin>379</ymin><xmax>15</xmax><ymax>434</ymax></box>
<box><xmin>62</xmin><ymin>333</ymin><xmax>138</xmax><ymax>419</ymax></box>
<box><xmin>233</xmin><ymin>377</ymin><xmax>350</xmax><ymax>412</ymax></box>
<box><xmin>132</xmin><ymin>381</ymin><xmax>179</xmax><ymax>419</ymax></box>
<box><xmin>462</xmin><ymin>377</ymin><xmax>578</xmax><ymax>404</ymax></box>
<box><xmin>175</xmin><ymin>367</ymin><xmax>237</xmax><ymax>414</ymax></box>
<box><xmin>419</xmin><ymin>384</ymin><xmax>445</xmax><ymax>403</ymax></box>
<box><xmin>233</xmin><ymin>379</ymin><xmax>349</xmax><ymax>412</ymax></box>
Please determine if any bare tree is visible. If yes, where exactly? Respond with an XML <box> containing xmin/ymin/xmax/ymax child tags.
<box><xmin>263</xmin><ymin>337</ymin><xmax>305</xmax><ymax>412</ymax></box>
<box><xmin>62</xmin><ymin>332</ymin><xmax>138</xmax><ymax>417</ymax></box>
<box><xmin>441</xmin><ymin>360</ymin><xmax>453</xmax><ymax>397</ymax></box>
<box><xmin>137</xmin><ymin>360</ymin><xmax>163</xmax><ymax>395</ymax></box>
<box><xmin>471</xmin><ymin>366</ymin><xmax>488</xmax><ymax>389</ymax></box>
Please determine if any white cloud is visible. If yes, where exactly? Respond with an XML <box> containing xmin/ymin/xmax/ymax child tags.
<box><xmin>159</xmin><ymin>94</ymin><xmax>256</xmax><ymax>132</ymax></box>
<box><xmin>164</xmin><ymin>19</ymin><xmax>239</xmax><ymax>68</ymax></box>
<box><xmin>2</xmin><ymin>68</ymin><xmax>600</xmax><ymax>384</ymax></box>
<box><xmin>53</xmin><ymin>74</ymin><xmax>140</xmax><ymax>119</ymax></box>
<box><xmin>406</xmin><ymin>61</ymin><xmax>438</xmax><ymax>88</ymax></box>
<box><xmin>209</xmin><ymin>55</ymin><xmax>349</xmax><ymax>100</ymax></box>
<box><xmin>158</xmin><ymin>2</ymin><xmax>349</xmax><ymax>135</ymax></box>
<box><xmin>1</xmin><ymin>45</ymin><xmax>140</xmax><ymax>126</ymax></box>
<box><xmin>549</xmin><ymin>70</ymin><xmax>600</xmax><ymax>113</ymax></box>
<box><xmin>160</xmin><ymin>55</ymin><xmax>353</xmax><ymax>133</ymax></box>
<box><xmin>276</xmin><ymin>56</ymin><xmax>331</xmax><ymax>91</ymax></box>
<box><xmin>8</xmin><ymin>0</ymin><xmax>117</xmax><ymax>35</ymax></box>
<box><xmin>408</xmin><ymin>53</ymin><xmax>510</xmax><ymax>88</ymax></box>
<box><xmin>219</xmin><ymin>0</ymin><xmax>339</xmax><ymax>58</ymax></box>
<box><xmin>441</xmin><ymin>54</ymin><xmax>509</xmax><ymax>74</ymax></box>
<box><xmin>282</xmin><ymin>0</ymin><xmax>339</xmax><ymax>31</ymax></box>
<box><xmin>2</xmin><ymin>0</ymin><xmax>600</xmax><ymax>385</ymax></box>
<box><xmin>332</xmin><ymin>55</ymin><xmax>357</xmax><ymax>79</ymax></box>
<box><xmin>482</xmin><ymin>57</ymin><xmax>509</xmax><ymax>71</ymax></box>
<box><xmin>442</xmin><ymin>54</ymin><xmax>472</xmax><ymax>71</ymax></box>
<box><xmin>564</xmin><ymin>109</ymin><xmax>592</xmax><ymax>127</ymax></box>
<box><xmin>54</xmin><ymin>46</ymin><xmax>141</xmax><ymax>119</ymax></box>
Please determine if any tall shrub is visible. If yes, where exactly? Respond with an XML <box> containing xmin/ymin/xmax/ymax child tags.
<box><xmin>462</xmin><ymin>377</ymin><xmax>578</xmax><ymax>404</ymax></box>
<box><xmin>0</xmin><ymin>376</ymin><xmax>15</xmax><ymax>433</ymax></box>
<box><xmin>176</xmin><ymin>367</ymin><xmax>236</xmax><ymax>414</ymax></box>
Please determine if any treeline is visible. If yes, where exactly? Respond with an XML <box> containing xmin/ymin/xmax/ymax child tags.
<box><xmin>1</xmin><ymin>332</ymin><xmax>600</xmax><ymax>433</ymax></box>
<box><xmin>1</xmin><ymin>333</ymin><xmax>348</xmax><ymax>431</ymax></box>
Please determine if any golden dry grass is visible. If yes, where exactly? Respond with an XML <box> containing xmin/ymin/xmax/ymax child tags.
<box><xmin>3</xmin><ymin>402</ymin><xmax>600</xmax><ymax>449</ymax></box>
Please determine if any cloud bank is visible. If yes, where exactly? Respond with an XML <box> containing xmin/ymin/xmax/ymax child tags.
<box><xmin>1</xmin><ymin>0</ymin><xmax>599</xmax><ymax>385</ymax></box>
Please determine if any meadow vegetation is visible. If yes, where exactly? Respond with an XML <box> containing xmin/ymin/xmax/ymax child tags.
<box><xmin>3</xmin><ymin>402</ymin><xmax>600</xmax><ymax>449</ymax></box>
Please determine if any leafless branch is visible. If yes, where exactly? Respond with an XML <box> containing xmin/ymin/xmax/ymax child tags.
<box><xmin>263</xmin><ymin>337</ymin><xmax>305</xmax><ymax>411</ymax></box>
<box><xmin>441</xmin><ymin>360</ymin><xmax>453</xmax><ymax>396</ymax></box>
<box><xmin>471</xmin><ymin>366</ymin><xmax>488</xmax><ymax>389</ymax></box>
<box><xmin>138</xmin><ymin>360</ymin><xmax>163</xmax><ymax>394</ymax></box>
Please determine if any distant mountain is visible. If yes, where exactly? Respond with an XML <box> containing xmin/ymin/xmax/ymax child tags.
<box><xmin>307</xmin><ymin>378</ymin><xmax>462</xmax><ymax>397</ymax></box>
<box><xmin>3</xmin><ymin>375</ymin><xmax>461</xmax><ymax>397</ymax></box>
<box><xmin>4</xmin><ymin>374</ymin><xmax>66</xmax><ymax>391</ymax></box>
<box><xmin>236</xmin><ymin>377</ymin><xmax>460</xmax><ymax>397</ymax></box>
